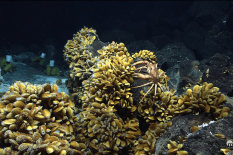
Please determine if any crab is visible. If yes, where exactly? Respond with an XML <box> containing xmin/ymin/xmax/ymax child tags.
<box><xmin>131</xmin><ymin>60</ymin><xmax>168</xmax><ymax>103</ymax></box>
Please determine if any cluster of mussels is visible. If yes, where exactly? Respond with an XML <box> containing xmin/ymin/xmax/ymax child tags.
<box><xmin>78</xmin><ymin>42</ymin><xmax>143</xmax><ymax>154</ymax></box>
<box><xmin>64</xmin><ymin>27</ymin><xmax>98</xmax><ymax>110</ymax></box>
<box><xmin>0</xmin><ymin>27</ymin><xmax>229</xmax><ymax>155</ymax></box>
<box><xmin>62</xmin><ymin>27</ymin><xmax>176</xmax><ymax>155</ymax></box>
<box><xmin>0</xmin><ymin>81</ymin><xmax>91</xmax><ymax>154</ymax></box>
<box><xmin>137</xmin><ymin>82</ymin><xmax>228</xmax><ymax>124</ymax></box>
<box><xmin>65</xmin><ymin>27</ymin><xmax>229</xmax><ymax>155</ymax></box>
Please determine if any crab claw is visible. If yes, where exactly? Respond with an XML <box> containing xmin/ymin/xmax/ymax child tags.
<box><xmin>131</xmin><ymin>60</ymin><xmax>150</xmax><ymax>67</ymax></box>
<box><xmin>133</xmin><ymin>73</ymin><xmax>151</xmax><ymax>80</ymax></box>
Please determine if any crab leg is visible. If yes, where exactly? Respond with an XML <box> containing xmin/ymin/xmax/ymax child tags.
<box><xmin>131</xmin><ymin>60</ymin><xmax>150</xmax><ymax>73</ymax></box>
<box><xmin>135</xmin><ymin>65</ymin><xmax>148</xmax><ymax>73</ymax></box>
<box><xmin>131</xmin><ymin>81</ymin><xmax>153</xmax><ymax>88</ymax></box>
<box><xmin>131</xmin><ymin>59</ymin><xmax>168</xmax><ymax>103</ymax></box>
<box><xmin>157</xmin><ymin>82</ymin><xmax>165</xmax><ymax>93</ymax></box>
<box><xmin>154</xmin><ymin>84</ymin><xmax>157</xmax><ymax>97</ymax></box>
<box><xmin>139</xmin><ymin>83</ymin><xmax>155</xmax><ymax>103</ymax></box>
<box><xmin>131</xmin><ymin>60</ymin><xmax>150</xmax><ymax>66</ymax></box>
<box><xmin>158</xmin><ymin>71</ymin><xmax>168</xmax><ymax>89</ymax></box>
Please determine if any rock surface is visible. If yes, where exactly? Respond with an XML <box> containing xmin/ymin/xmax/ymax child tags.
<box><xmin>154</xmin><ymin>102</ymin><xmax>233</xmax><ymax>155</ymax></box>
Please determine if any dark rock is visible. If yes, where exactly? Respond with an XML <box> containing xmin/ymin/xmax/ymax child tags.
<box><xmin>195</xmin><ymin>14</ymin><xmax>215</xmax><ymax>30</ymax></box>
<box><xmin>199</xmin><ymin>30</ymin><xmax>233</xmax><ymax>59</ymax></box>
<box><xmin>179</xmin><ymin>60</ymin><xmax>202</xmax><ymax>84</ymax></box>
<box><xmin>166</xmin><ymin>64</ymin><xmax>185</xmax><ymax>95</ymax></box>
<box><xmin>131</xmin><ymin>77</ymin><xmax>151</xmax><ymax>105</ymax></box>
<box><xmin>200</xmin><ymin>53</ymin><xmax>233</xmax><ymax>96</ymax></box>
<box><xmin>127</xmin><ymin>40</ymin><xmax>157</xmax><ymax>54</ymax></box>
<box><xmin>172</xmin><ymin>29</ymin><xmax>184</xmax><ymax>43</ymax></box>
<box><xmin>86</xmin><ymin>39</ymin><xmax>109</xmax><ymax>58</ymax></box>
<box><xmin>226</xmin><ymin>9</ymin><xmax>233</xmax><ymax>33</ymax></box>
<box><xmin>189</xmin><ymin>1</ymin><xmax>230</xmax><ymax>21</ymax></box>
<box><xmin>151</xmin><ymin>34</ymin><xmax>172</xmax><ymax>51</ymax></box>
<box><xmin>155</xmin><ymin>42</ymin><xmax>195</xmax><ymax>69</ymax></box>
<box><xmin>212</xmin><ymin>31</ymin><xmax>233</xmax><ymax>51</ymax></box>
<box><xmin>154</xmin><ymin>102</ymin><xmax>233</xmax><ymax>155</ymax></box>
<box><xmin>183</xmin><ymin>118</ymin><xmax>233</xmax><ymax>155</ymax></box>
<box><xmin>189</xmin><ymin>1</ymin><xmax>230</xmax><ymax>31</ymax></box>
<box><xmin>99</xmin><ymin>29</ymin><xmax>135</xmax><ymax>47</ymax></box>
<box><xmin>200</xmin><ymin>37</ymin><xmax>223</xmax><ymax>60</ymax></box>
<box><xmin>198</xmin><ymin>58</ymin><xmax>209</xmax><ymax>76</ymax></box>
<box><xmin>182</xmin><ymin>22</ymin><xmax>206</xmax><ymax>51</ymax></box>
<box><xmin>166</xmin><ymin>60</ymin><xmax>202</xmax><ymax>96</ymax></box>
<box><xmin>131</xmin><ymin>21</ymin><xmax>149</xmax><ymax>40</ymax></box>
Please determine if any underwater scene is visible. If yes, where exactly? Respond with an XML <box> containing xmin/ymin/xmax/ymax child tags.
<box><xmin>0</xmin><ymin>1</ymin><xmax>233</xmax><ymax>155</ymax></box>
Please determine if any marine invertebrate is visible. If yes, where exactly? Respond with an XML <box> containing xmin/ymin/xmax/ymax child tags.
<box><xmin>137</xmin><ymin>81</ymin><xmax>228</xmax><ymax>126</ymax></box>
<box><xmin>132</xmin><ymin>50</ymin><xmax>157</xmax><ymax>64</ymax></box>
<box><xmin>176</xmin><ymin>82</ymin><xmax>228</xmax><ymax>119</ymax></box>
<box><xmin>75</xmin><ymin>103</ymin><xmax>141</xmax><ymax>154</ymax></box>
<box><xmin>131</xmin><ymin>60</ymin><xmax>169</xmax><ymax>103</ymax></box>
<box><xmin>68</xmin><ymin>41</ymin><xmax>142</xmax><ymax>154</ymax></box>
<box><xmin>135</xmin><ymin>121</ymin><xmax>172</xmax><ymax>155</ymax></box>
<box><xmin>137</xmin><ymin>81</ymin><xmax>227</xmax><ymax>124</ymax></box>
<box><xmin>214</xmin><ymin>133</ymin><xmax>226</xmax><ymax>139</ymax></box>
<box><xmin>63</xmin><ymin>27</ymin><xmax>97</xmax><ymax>81</ymax></box>
<box><xmin>65</xmin><ymin>28</ymin><xmax>229</xmax><ymax>155</ymax></box>
<box><xmin>221</xmin><ymin>148</ymin><xmax>232</xmax><ymax>154</ymax></box>
<box><xmin>63</xmin><ymin>27</ymin><xmax>99</xmax><ymax>109</ymax></box>
<box><xmin>137</xmin><ymin>88</ymin><xmax>177</xmax><ymax>123</ymax></box>
<box><xmin>0</xmin><ymin>26</ymin><xmax>230</xmax><ymax>155</ymax></box>
<box><xmin>167</xmin><ymin>137</ymin><xmax>188</xmax><ymax>155</ymax></box>
<box><xmin>0</xmin><ymin>81</ymin><xmax>83</xmax><ymax>154</ymax></box>
<box><xmin>190</xmin><ymin>126</ymin><xmax>200</xmax><ymax>133</ymax></box>
<box><xmin>81</xmin><ymin>41</ymin><xmax>136</xmax><ymax>111</ymax></box>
